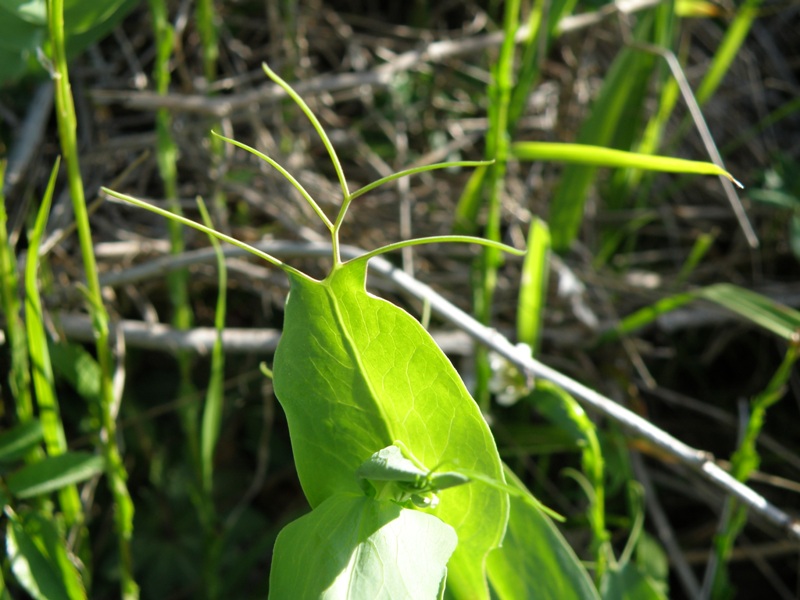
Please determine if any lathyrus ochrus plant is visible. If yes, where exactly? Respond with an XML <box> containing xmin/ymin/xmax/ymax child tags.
<box><xmin>104</xmin><ymin>64</ymin><xmax>574</xmax><ymax>598</ymax></box>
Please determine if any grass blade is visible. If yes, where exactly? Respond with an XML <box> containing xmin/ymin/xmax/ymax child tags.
<box><xmin>512</xmin><ymin>142</ymin><xmax>741</xmax><ymax>186</ymax></box>
<box><xmin>198</xmin><ymin>199</ymin><xmax>227</xmax><ymax>497</ymax></box>
<box><xmin>695</xmin><ymin>0</ymin><xmax>762</xmax><ymax>105</ymax></box>
<box><xmin>604</xmin><ymin>284</ymin><xmax>800</xmax><ymax>344</ymax></box>
<box><xmin>697</xmin><ymin>284</ymin><xmax>800</xmax><ymax>341</ymax></box>
<box><xmin>24</xmin><ymin>158</ymin><xmax>83</xmax><ymax>528</ymax></box>
<box><xmin>0</xmin><ymin>160</ymin><xmax>35</xmax><ymax>425</ymax></box>
<box><xmin>46</xmin><ymin>0</ymin><xmax>137</xmax><ymax>593</ymax></box>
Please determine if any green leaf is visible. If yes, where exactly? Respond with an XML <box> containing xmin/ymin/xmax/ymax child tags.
<box><xmin>6</xmin><ymin>452</ymin><xmax>104</xmax><ymax>499</ymax></box>
<box><xmin>512</xmin><ymin>142</ymin><xmax>740</xmax><ymax>186</ymax></box>
<box><xmin>0</xmin><ymin>420</ymin><xmax>43</xmax><ymax>463</ymax></box>
<box><xmin>272</xmin><ymin>260</ymin><xmax>509</xmax><ymax>597</ymax></box>
<box><xmin>268</xmin><ymin>493</ymin><xmax>457</xmax><ymax>599</ymax></box>
<box><xmin>487</xmin><ymin>467</ymin><xmax>600</xmax><ymax>600</ymax></box>
<box><xmin>5</xmin><ymin>508</ymin><xmax>87</xmax><ymax>600</ymax></box>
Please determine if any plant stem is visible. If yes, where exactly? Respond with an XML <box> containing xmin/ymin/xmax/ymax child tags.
<box><xmin>474</xmin><ymin>0</ymin><xmax>519</xmax><ymax>409</ymax></box>
<box><xmin>46</xmin><ymin>1</ymin><xmax>138</xmax><ymax>597</ymax></box>
<box><xmin>705</xmin><ymin>343</ymin><xmax>799</xmax><ymax>598</ymax></box>
<box><xmin>0</xmin><ymin>161</ymin><xmax>34</xmax><ymax>424</ymax></box>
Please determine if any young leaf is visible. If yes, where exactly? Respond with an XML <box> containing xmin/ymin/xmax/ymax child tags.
<box><xmin>268</xmin><ymin>493</ymin><xmax>457</xmax><ymax>599</ymax></box>
<box><xmin>512</xmin><ymin>142</ymin><xmax>741</xmax><ymax>187</ymax></box>
<box><xmin>272</xmin><ymin>259</ymin><xmax>509</xmax><ymax>597</ymax></box>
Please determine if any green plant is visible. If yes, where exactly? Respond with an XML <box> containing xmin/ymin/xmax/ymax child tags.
<box><xmin>104</xmin><ymin>63</ymin><xmax>599</xmax><ymax>599</ymax></box>
<box><xmin>0</xmin><ymin>0</ymin><xmax>138</xmax><ymax>86</ymax></box>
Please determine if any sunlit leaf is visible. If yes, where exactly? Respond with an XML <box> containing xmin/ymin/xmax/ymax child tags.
<box><xmin>268</xmin><ymin>494</ymin><xmax>457</xmax><ymax>599</ymax></box>
<box><xmin>512</xmin><ymin>142</ymin><xmax>740</xmax><ymax>186</ymax></box>
<box><xmin>272</xmin><ymin>260</ymin><xmax>509</xmax><ymax>597</ymax></box>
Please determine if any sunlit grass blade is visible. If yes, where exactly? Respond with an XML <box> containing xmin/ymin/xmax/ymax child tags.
<box><xmin>0</xmin><ymin>160</ymin><xmax>36</xmax><ymax>425</ymax></box>
<box><xmin>196</xmin><ymin>0</ymin><xmax>218</xmax><ymax>83</ymax></box>
<box><xmin>599</xmin><ymin>292</ymin><xmax>699</xmax><ymax>343</ymax></box>
<box><xmin>517</xmin><ymin>218</ymin><xmax>550</xmax><ymax>352</ymax></box>
<box><xmin>620</xmin><ymin>0</ymin><xmax>681</xmax><ymax>197</ymax></box>
<box><xmin>512</xmin><ymin>142</ymin><xmax>741</xmax><ymax>186</ymax></box>
<box><xmin>24</xmin><ymin>158</ymin><xmax>84</xmax><ymax>529</ymax></box>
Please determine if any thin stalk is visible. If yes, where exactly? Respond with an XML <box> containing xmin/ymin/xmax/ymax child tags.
<box><xmin>45</xmin><ymin>1</ymin><xmax>138</xmax><ymax>597</ymax></box>
<box><xmin>197</xmin><ymin>199</ymin><xmax>226</xmax><ymax>600</ymax></box>
<box><xmin>474</xmin><ymin>0</ymin><xmax>520</xmax><ymax>409</ymax></box>
<box><xmin>148</xmin><ymin>0</ymin><xmax>201</xmax><ymax>486</ymax></box>
<box><xmin>704</xmin><ymin>343</ymin><xmax>800</xmax><ymax>598</ymax></box>
<box><xmin>196</xmin><ymin>0</ymin><xmax>227</xmax><ymax>227</ymax></box>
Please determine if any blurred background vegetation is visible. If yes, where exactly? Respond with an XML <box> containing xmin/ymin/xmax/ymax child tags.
<box><xmin>1</xmin><ymin>0</ymin><xmax>799</xmax><ymax>598</ymax></box>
